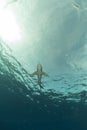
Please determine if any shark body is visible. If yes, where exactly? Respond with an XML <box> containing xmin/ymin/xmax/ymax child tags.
<box><xmin>30</xmin><ymin>64</ymin><xmax>48</xmax><ymax>88</ymax></box>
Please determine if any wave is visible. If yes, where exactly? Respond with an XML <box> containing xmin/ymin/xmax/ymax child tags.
<box><xmin>0</xmin><ymin>39</ymin><xmax>87</xmax><ymax>103</ymax></box>
<box><xmin>0</xmin><ymin>39</ymin><xmax>87</xmax><ymax>129</ymax></box>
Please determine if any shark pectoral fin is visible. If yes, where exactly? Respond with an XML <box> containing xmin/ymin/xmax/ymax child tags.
<box><xmin>42</xmin><ymin>72</ymin><xmax>49</xmax><ymax>77</ymax></box>
<box><xmin>30</xmin><ymin>71</ymin><xmax>37</xmax><ymax>77</ymax></box>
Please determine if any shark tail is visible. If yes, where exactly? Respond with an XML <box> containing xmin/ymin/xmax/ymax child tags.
<box><xmin>38</xmin><ymin>81</ymin><xmax>44</xmax><ymax>89</ymax></box>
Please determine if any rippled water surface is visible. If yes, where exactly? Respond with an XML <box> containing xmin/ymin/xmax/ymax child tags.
<box><xmin>0</xmin><ymin>40</ymin><xmax>87</xmax><ymax>130</ymax></box>
<box><xmin>0</xmin><ymin>0</ymin><xmax>87</xmax><ymax>129</ymax></box>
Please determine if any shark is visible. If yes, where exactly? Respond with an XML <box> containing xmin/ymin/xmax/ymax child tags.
<box><xmin>30</xmin><ymin>64</ymin><xmax>48</xmax><ymax>88</ymax></box>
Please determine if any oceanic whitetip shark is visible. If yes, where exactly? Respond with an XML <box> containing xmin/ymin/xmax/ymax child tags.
<box><xmin>30</xmin><ymin>64</ymin><xmax>48</xmax><ymax>88</ymax></box>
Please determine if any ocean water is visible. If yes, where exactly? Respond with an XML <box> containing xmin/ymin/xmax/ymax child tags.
<box><xmin>0</xmin><ymin>40</ymin><xmax>87</xmax><ymax>130</ymax></box>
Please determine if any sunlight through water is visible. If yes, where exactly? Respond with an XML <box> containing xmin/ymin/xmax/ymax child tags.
<box><xmin>0</xmin><ymin>1</ymin><xmax>22</xmax><ymax>44</ymax></box>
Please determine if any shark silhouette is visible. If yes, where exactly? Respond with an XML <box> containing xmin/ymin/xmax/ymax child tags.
<box><xmin>30</xmin><ymin>64</ymin><xmax>48</xmax><ymax>88</ymax></box>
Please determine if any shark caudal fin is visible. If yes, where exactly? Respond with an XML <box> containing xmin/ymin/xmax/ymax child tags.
<box><xmin>38</xmin><ymin>81</ymin><xmax>44</xmax><ymax>89</ymax></box>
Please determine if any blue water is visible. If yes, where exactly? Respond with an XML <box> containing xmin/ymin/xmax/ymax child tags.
<box><xmin>0</xmin><ymin>87</ymin><xmax>87</xmax><ymax>130</ymax></box>
<box><xmin>0</xmin><ymin>40</ymin><xmax>87</xmax><ymax>130</ymax></box>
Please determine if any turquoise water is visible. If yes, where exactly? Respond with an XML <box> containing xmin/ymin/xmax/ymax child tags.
<box><xmin>0</xmin><ymin>40</ymin><xmax>87</xmax><ymax>130</ymax></box>
<box><xmin>0</xmin><ymin>0</ymin><xmax>87</xmax><ymax>129</ymax></box>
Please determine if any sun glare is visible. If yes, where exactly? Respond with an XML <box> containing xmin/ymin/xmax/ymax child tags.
<box><xmin>0</xmin><ymin>7</ymin><xmax>21</xmax><ymax>44</ymax></box>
